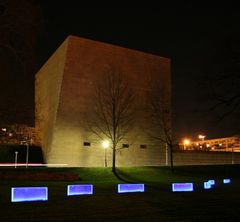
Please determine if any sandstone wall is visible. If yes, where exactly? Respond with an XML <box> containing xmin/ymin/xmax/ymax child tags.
<box><xmin>35</xmin><ymin>35</ymin><xmax>171</xmax><ymax>167</ymax></box>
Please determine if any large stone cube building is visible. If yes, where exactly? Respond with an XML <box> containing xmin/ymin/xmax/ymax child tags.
<box><xmin>35</xmin><ymin>35</ymin><xmax>171</xmax><ymax>167</ymax></box>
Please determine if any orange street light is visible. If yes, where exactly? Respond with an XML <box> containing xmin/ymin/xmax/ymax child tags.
<box><xmin>183</xmin><ymin>139</ymin><xmax>191</xmax><ymax>150</ymax></box>
<box><xmin>198</xmin><ymin>134</ymin><xmax>206</xmax><ymax>141</ymax></box>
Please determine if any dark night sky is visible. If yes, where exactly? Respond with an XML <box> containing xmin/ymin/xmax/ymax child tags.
<box><xmin>2</xmin><ymin>2</ymin><xmax>240</xmax><ymax>141</ymax></box>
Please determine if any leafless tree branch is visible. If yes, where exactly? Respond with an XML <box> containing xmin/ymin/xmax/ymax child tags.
<box><xmin>86</xmin><ymin>66</ymin><xmax>136</xmax><ymax>172</ymax></box>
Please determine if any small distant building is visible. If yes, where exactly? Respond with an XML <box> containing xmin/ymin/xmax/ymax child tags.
<box><xmin>35</xmin><ymin>35</ymin><xmax>171</xmax><ymax>167</ymax></box>
<box><xmin>179</xmin><ymin>136</ymin><xmax>240</xmax><ymax>152</ymax></box>
<box><xmin>0</xmin><ymin>124</ymin><xmax>37</xmax><ymax>145</ymax></box>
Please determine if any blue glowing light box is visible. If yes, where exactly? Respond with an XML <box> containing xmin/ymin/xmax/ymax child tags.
<box><xmin>11</xmin><ymin>187</ymin><xmax>48</xmax><ymax>202</ymax></box>
<box><xmin>208</xmin><ymin>180</ymin><xmax>215</xmax><ymax>186</ymax></box>
<box><xmin>223</xmin><ymin>179</ymin><xmax>231</xmax><ymax>184</ymax></box>
<box><xmin>67</xmin><ymin>184</ymin><xmax>93</xmax><ymax>196</ymax></box>
<box><xmin>172</xmin><ymin>183</ymin><xmax>194</xmax><ymax>192</ymax></box>
<box><xmin>204</xmin><ymin>182</ymin><xmax>212</xmax><ymax>189</ymax></box>
<box><xmin>118</xmin><ymin>184</ymin><xmax>145</xmax><ymax>193</ymax></box>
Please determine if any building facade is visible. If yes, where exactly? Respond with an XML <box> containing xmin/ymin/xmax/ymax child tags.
<box><xmin>35</xmin><ymin>36</ymin><xmax>171</xmax><ymax>167</ymax></box>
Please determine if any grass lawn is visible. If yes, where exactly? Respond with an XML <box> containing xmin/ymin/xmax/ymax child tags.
<box><xmin>0</xmin><ymin>165</ymin><xmax>239</xmax><ymax>221</ymax></box>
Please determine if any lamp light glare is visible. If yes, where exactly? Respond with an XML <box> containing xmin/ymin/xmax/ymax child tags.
<box><xmin>102</xmin><ymin>140</ymin><xmax>109</xmax><ymax>149</ymax></box>
<box><xmin>183</xmin><ymin>139</ymin><xmax>191</xmax><ymax>145</ymax></box>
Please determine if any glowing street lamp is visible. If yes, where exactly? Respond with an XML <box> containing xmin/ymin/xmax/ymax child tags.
<box><xmin>102</xmin><ymin>140</ymin><xmax>109</xmax><ymax>167</ymax></box>
<box><xmin>1</xmin><ymin>128</ymin><xmax>6</xmax><ymax>132</ymax></box>
<box><xmin>198</xmin><ymin>135</ymin><xmax>206</xmax><ymax>141</ymax></box>
<box><xmin>183</xmin><ymin>139</ymin><xmax>191</xmax><ymax>150</ymax></box>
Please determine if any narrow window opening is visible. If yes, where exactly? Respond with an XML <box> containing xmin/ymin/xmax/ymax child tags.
<box><xmin>122</xmin><ymin>144</ymin><xmax>129</xmax><ymax>148</ymax></box>
<box><xmin>140</xmin><ymin>144</ymin><xmax>147</xmax><ymax>149</ymax></box>
<box><xmin>83</xmin><ymin>142</ymin><xmax>91</xmax><ymax>147</ymax></box>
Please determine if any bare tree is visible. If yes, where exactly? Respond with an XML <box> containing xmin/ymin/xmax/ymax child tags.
<box><xmin>146</xmin><ymin>80</ymin><xmax>173</xmax><ymax>172</ymax></box>
<box><xmin>87</xmin><ymin>66</ymin><xmax>135</xmax><ymax>173</ymax></box>
<box><xmin>207</xmin><ymin>58</ymin><xmax>240</xmax><ymax>120</ymax></box>
<box><xmin>202</xmin><ymin>36</ymin><xmax>240</xmax><ymax>133</ymax></box>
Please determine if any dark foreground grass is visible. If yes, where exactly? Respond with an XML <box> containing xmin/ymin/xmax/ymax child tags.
<box><xmin>0</xmin><ymin>165</ymin><xmax>240</xmax><ymax>222</ymax></box>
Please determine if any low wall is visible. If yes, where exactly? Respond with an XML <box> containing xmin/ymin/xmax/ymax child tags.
<box><xmin>172</xmin><ymin>150</ymin><xmax>240</xmax><ymax>166</ymax></box>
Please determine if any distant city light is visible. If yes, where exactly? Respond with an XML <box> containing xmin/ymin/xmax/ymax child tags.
<box><xmin>180</xmin><ymin>135</ymin><xmax>240</xmax><ymax>152</ymax></box>
<box><xmin>182</xmin><ymin>139</ymin><xmax>191</xmax><ymax>149</ymax></box>
<box><xmin>198</xmin><ymin>135</ymin><xmax>206</xmax><ymax>141</ymax></box>
<box><xmin>183</xmin><ymin>139</ymin><xmax>191</xmax><ymax>145</ymax></box>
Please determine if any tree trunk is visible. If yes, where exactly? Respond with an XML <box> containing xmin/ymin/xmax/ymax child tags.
<box><xmin>112</xmin><ymin>144</ymin><xmax>116</xmax><ymax>173</ymax></box>
<box><xmin>169</xmin><ymin>144</ymin><xmax>174</xmax><ymax>173</ymax></box>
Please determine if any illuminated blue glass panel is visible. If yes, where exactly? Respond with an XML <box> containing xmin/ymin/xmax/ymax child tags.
<box><xmin>118</xmin><ymin>184</ymin><xmax>145</xmax><ymax>193</ymax></box>
<box><xmin>67</xmin><ymin>184</ymin><xmax>93</xmax><ymax>196</ymax></box>
<box><xmin>208</xmin><ymin>180</ymin><xmax>215</xmax><ymax>186</ymax></box>
<box><xmin>204</xmin><ymin>182</ymin><xmax>212</xmax><ymax>189</ymax></box>
<box><xmin>172</xmin><ymin>183</ymin><xmax>194</xmax><ymax>192</ymax></box>
<box><xmin>223</xmin><ymin>179</ymin><xmax>231</xmax><ymax>184</ymax></box>
<box><xmin>11</xmin><ymin>187</ymin><xmax>48</xmax><ymax>202</ymax></box>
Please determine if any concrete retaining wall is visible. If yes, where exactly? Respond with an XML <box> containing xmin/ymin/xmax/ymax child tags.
<box><xmin>172</xmin><ymin>150</ymin><xmax>240</xmax><ymax>166</ymax></box>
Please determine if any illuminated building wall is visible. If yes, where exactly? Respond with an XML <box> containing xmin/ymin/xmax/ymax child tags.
<box><xmin>35</xmin><ymin>36</ymin><xmax>171</xmax><ymax>167</ymax></box>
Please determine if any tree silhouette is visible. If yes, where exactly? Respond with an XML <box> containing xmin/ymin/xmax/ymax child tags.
<box><xmin>204</xmin><ymin>35</ymin><xmax>240</xmax><ymax>132</ymax></box>
<box><xmin>146</xmin><ymin>79</ymin><xmax>173</xmax><ymax>172</ymax></box>
<box><xmin>87</xmin><ymin>66</ymin><xmax>135</xmax><ymax>173</ymax></box>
